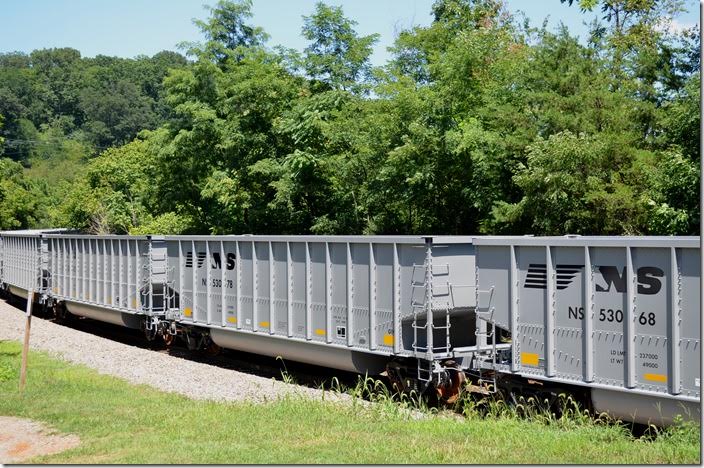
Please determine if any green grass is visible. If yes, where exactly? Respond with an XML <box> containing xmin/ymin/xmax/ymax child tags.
<box><xmin>0</xmin><ymin>340</ymin><xmax>699</xmax><ymax>464</ymax></box>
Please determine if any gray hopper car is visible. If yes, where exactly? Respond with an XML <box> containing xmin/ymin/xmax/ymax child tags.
<box><xmin>473</xmin><ymin>236</ymin><xmax>701</xmax><ymax>425</ymax></box>
<box><xmin>163</xmin><ymin>235</ymin><xmax>478</xmax><ymax>379</ymax></box>
<box><xmin>0</xmin><ymin>230</ymin><xmax>699</xmax><ymax>426</ymax></box>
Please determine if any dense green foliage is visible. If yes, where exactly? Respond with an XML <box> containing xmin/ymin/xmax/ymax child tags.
<box><xmin>0</xmin><ymin>49</ymin><xmax>187</xmax><ymax>158</ymax></box>
<box><xmin>0</xmin><ymin>0</ymin><xmax>699</xmax><ymax>235</ymax></box>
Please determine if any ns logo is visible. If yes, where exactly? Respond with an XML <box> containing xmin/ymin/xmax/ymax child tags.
<box><xmin>524</xmin><ymin>264</ymin><xmax>665</xmax><ymax>295</ymax></box>
<box><xmin>184</xmin><ymin>251</ymin><xmax>237</xmax><ymax>270</ymax></box>
<box><xmin>595</xmin><ymin>265</ymin><xmax>664</xmax><ymax>295</ymax></box>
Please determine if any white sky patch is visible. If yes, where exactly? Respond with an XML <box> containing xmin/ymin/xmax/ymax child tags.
<box><xmin>655</xmin><ymin>17</ymin><xmax>698</xmax><ymax>34</ymax></box>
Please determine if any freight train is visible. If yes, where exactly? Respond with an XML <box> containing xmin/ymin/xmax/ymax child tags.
<box><xmin>0</xmin><ymin>230</ymin><xmax>699</xmax><ymax>426</ymax></box>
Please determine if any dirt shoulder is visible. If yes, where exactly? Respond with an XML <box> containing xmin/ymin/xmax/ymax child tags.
<box><xmin>0</xmin><ymin>416</ymin><xmax>80</xmax><ymax>463</ymax></box>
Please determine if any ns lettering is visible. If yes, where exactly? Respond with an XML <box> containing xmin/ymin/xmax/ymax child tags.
<box><xmin>185</xmin><ymin>251</ymin><xmax>237</xmax><ymax>270</ymax></box>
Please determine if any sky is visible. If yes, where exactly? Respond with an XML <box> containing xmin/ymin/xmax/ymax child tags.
<box><xmin>1</xmin><ymin>0</ymin><xmax>700</xmax><ymax>67</ymax></box>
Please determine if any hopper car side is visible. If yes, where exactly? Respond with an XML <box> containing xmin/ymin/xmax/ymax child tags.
<box><xmin>0</xmin><ymin>230</ymin><xmax>699</xmax><ymax>426</ymax></box>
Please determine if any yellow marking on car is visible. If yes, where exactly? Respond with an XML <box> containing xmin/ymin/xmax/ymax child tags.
<box><xmin>227</xmin><ymin>316</ymin><xmax>237</xmax><ymax>324</ymax></box>
<box><xmin>184</xmin><ymin>307</ymin><xmax>192</xmax><ymax>317</ymax></box>
<box><xmin>383</xmin><ymin>334</ymin><xmax>394</xmax><ymax>346</ymax></box>
<box><xmin>521</xmin><ymin>352</ymin><xmax>540</xmax><ymax>366</ymax></box>
<box><xmin>315</xmin><ymin>328</ymin><xmax>326</xmax><ymax>336</ymax></box>
<box><xmin>259</xmin><ymin>321</ymin><xmax>270</xmax><ymax>328</ymax></box>
<box><xmin>644</xmin><ymin>373</ymin><xmax>667</xmax><ymax>383</ymax></box>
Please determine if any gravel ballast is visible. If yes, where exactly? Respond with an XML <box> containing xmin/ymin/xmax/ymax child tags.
<box><xmin>0</xmin><ymin>300</ymin><xmax>347</xmax><ymax>404</ymax></box>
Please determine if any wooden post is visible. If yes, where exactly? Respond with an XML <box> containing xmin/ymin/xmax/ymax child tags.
<box><xmin>19</xmin><ymin>290</ymin><xmax>33</xmax><ymax>393</ymax></box>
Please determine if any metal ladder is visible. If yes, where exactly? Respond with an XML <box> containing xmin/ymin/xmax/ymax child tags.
<box><xmin>142</xmin><ymin>239</ymin><xmax>177</xmax><ymax>335</ymax></box>
<box><xmin>146</xmin><ymin>239</ymin><xmax>173</xmax><ymax>316</ymax></box>
<box><xmin>472</xmin><ymin>286</ymin><xmax>500</xmax><ymax>392</ymax></box>
<box><xmin>410</xmin><ymin>239</ymin><xmax>452</xmax><ymax>383</ymax></box>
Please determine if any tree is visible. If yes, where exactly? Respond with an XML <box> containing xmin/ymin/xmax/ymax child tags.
<box><xmin>79</xmin><ymin>79</ymin><xmax>158</xmax><ymax>148</ymax></box>
<box><xmin>29</xmin><ymin>48</ymin><xmax>85</xmax><ymax>123</ymax></box>
<box><xmin>149</xmin><ymin>44</ymin><xmax>301</xmax><ymax>234</ymax></box>
<box><xmin>0</xmin><ymin>158</ymin><xmax>47</xmax><ymax>229</ymax></box>
<box><xmin>261</xmin><ymin>90</ymin><xmax>356</xmax><ymax>234</ymax></box>
<box><xmin>302</xmin><ymin>2</ymin><xmax>379</xmax><ymax>93</ymax></box>
<box><xmin>487</xmin><ymin>131</ymin><xmax>652</xmax><ymax>235</ymax></box>
<box><xmin>645</xmin><ymin>150</ymin><xmax>699</xmax><ymax>234</ymax></box>
<box><xmin>355</xmin><ymin>0</ymin><xmax>526</xmax><ymax>234</ymax></box>
<box><xmin>561</xmin><ymin>0</ymin><xmax>684</xmax><ymax>35</ymax></box>
<box><xmin>0</xmin><ymin>114</ymin><xmax>4</xmax><ymax>152</ymax></box>
<box><xmin>561</xmin><ymin>0</ymin><xmax>685</xmax><ymax>91</ymax></box>
<box><xmin>54</xmin><ymin>139</ymin><xmax>188</xmax><ymax>234</ymax></box>
<box><xmin>658</xmin><ymin>74</ymin><xmax>700</xmax><ymax>161</ymax></box>
<box><xmin>190</xmin><ymin>0</ymin><xmax>268</xmax><ymax>63</ymax></box>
